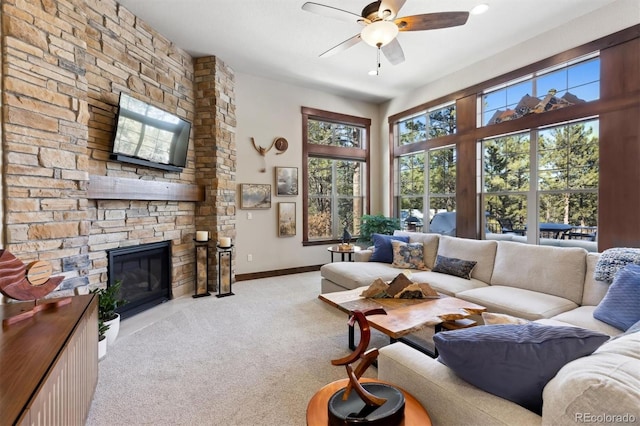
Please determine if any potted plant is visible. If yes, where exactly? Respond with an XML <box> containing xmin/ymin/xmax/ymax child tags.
<box><xmin>92</xmin><ymin>280</ymin><xmax>126</xmax><ymax>346</ymax></box>
<box><xmin>98</xmin><ymin>319</ymin><xmax>109</xmax><ymax>360</ymax></box>
<box><xmin>357</xmin><ymin>214</ymin><xmax>400</xmax><ymax>248</ymax></box>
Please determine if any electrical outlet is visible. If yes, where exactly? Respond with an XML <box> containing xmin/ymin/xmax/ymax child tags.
<box><xmin>247</xmin><ymin>212</ymin><xmax>252</xmax><ymax>220</ymax></box>
<box><xmin>247</xmin><ymin>254</ymin><xmax>253</xmax><ymax>262</ymax></box>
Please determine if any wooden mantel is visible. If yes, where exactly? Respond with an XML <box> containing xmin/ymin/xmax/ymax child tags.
<box><xmin>87</xmin><ymin>175</ymin><xmax>205</xmax><ymax>202</ymax></box>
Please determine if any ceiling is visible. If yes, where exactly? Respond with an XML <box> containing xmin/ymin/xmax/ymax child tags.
<box><xmin>116</xmin><ymin>0</ymin><xmax>619</xmax><ymax>104</ymax></box>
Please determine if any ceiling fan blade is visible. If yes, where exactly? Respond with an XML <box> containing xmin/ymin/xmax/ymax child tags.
<box><xmin>395</xmin><ymin>11</ymin><xmax>469</xmax><ymax>31</ymax></box>
<box><xmin>319</xmin><ymin>34</ymin><xmax>362</xmax><ymax>58</ymax></box>
<box><xmin>302</xmin><ymin>2</ymin><xmax>361</xmax><ymax>24</ymax></box>
<box><xmin>378</xmin><ymin>0</ymin><xmax>406</xmax><ymax>20</ymax></box>
<box><xmin>381</xmin><ymin>38</ymin><xmax>405</xmax><ymax>65</ymax></box>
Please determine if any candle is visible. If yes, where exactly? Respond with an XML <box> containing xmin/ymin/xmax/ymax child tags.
<box><xmin>219</xmin><ymin>237</ymin><xmax>231</xmax><ymax>247</ymax></box>
<box><xmin>196</xmin><ymin>231</ymin><xmax>208</xmax><ymax>242</ymax></box>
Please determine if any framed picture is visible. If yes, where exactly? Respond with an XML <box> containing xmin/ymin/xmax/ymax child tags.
<box><xmin>278</xmin><ymin>202</ymin><xmax>296</xmax><ymax>237</ymax></box>
<box><xmin>275</xmin><ymin>167</ymin><xmax>298</xmax><ymax>196</ymax></box>
<box><xmin>240</xmin><ymin>184</ymin><xmax>271</xmax><ymax>209</ymax></box>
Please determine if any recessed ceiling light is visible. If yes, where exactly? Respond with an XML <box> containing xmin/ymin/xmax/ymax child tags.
<box><xmin>471</xmin><ymin>4</ymin><xmax>489</xmax><ymax>15</ymax></box>
<box><xmin>368</xmin><ymin>70</ymin><xmax>378</xmax><ymax>76</ymax></box>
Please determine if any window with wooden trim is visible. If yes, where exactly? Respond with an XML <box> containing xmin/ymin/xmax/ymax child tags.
<box><xmin>302</xmin><ymin>107</ymin><xmax>370</xmax><ymax>243</ymax></box>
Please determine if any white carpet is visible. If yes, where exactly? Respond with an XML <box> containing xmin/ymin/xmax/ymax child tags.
<box><xmin>86</xmin><ymin>272</ymin><xmax>386</xmax><ymax>425</ymax></box>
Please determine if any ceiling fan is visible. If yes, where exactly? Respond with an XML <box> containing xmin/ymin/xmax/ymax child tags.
<box><xmin>302</xmin><ymin>0</ymin><xmax>469</xmax><ymax>68</ymax></box>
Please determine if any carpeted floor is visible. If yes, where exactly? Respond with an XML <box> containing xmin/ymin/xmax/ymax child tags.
<box><xmin>86</xmin><ymin>271</ymin><xmax>387</xmax><ymax>426</ymax></box>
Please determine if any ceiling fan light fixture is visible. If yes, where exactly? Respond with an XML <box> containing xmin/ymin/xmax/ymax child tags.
<box><xmin>470</xmin><ymin>4</ymin><xmax>489</xmax><ymax>15</ymax></box>
<box><xmin>360</xmin><ymin>20</ymin><xmax>398</xmax><ymax>47</ymax></box>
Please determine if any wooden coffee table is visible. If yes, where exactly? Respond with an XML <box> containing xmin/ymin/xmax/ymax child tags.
<box><xmin>319</xmin><ymin>287</ymin><xmax>486</xmax><ymax>356</ymax></box>
<box><xmin>306</xmin><ymin>378</ymin><xmax>432</xmax><ymax>426</ymax></box>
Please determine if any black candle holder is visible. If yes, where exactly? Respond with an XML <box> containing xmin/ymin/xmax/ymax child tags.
<box><xmin>193</xmin><ymin>239</ymin><xmax>212</xmax><ymax>298</ymax></box>
<box><xmin>216</xmin><ymin>244</ymin><xmax>234</xmax><ymax>297</ymax></box>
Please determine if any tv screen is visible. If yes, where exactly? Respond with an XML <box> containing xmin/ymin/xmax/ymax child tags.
<box><xmin>111</xmin><ymin>93</ymin><xmax>191</xmax><ymax>171</ymax></box>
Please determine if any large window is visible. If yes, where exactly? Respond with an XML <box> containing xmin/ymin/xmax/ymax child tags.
<box><xmin>302</xmin><ymin>107</ymin><xmax>370</xmax><ymax>243</ymax></box>
<box><xmin>393</xmin><ymin>102</ymin><xmax>457</xmax><ymax>232</ymax></box>
<box><xmin>482</xmin><ymin>119</ymin><xmax>599</xmax><ymax>242</ymax></box>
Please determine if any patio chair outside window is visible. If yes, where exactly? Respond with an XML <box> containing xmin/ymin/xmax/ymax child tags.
<box><xmin>497</xmin><ymin>218</ymin><xmax>526</xmax><ymax>235</ymax></box>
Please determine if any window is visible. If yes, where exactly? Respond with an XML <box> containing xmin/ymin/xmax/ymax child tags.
<box><xmin>393</xmin><ymin>102</ymin><xmax>457</xmax><ymax>232</ymax></box>
<box><xmin>481</xmin><ymin>119</ymin><xmax>599</xmax><ymax>243</ymax></box>
<box><xmin>395</xmin><ymin>146</ymin><xmax>456</xmax><ymax>232</ymax></box>
<box><xmin>481</xmin><ymin>55</ymin><xmax>600</xmax><ymax>126</ymax></box>
<box><xmin>398</xmin><ymin>104</ymin><xmax>456</xmax><ymax>146</ymax></box>
<box><xmin>302</xmin><ymin>107</ymin><xmax>370</xmax><ymax>243</ymax></box>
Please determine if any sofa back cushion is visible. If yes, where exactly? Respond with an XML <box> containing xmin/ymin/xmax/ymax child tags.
<box><xmin>491</xmin><ymin>241</ymin><xmax>587</xmax><ymax>304</ymax></box>
<box><xmin>582</xmin><ymin>252</ymin><xmax>609</xmax><ymax>306</ymax></box>
<box><xmin>393</xmin><ymin>231</ymin><xmax>439</xmax><ymax>269</ymax></box>
<box><xmin>436</xmin><ymin>236</ymin><xmax>497</xmax><ymax>283</ymax></box>
<box><xmin>542</xmin><ymin>330</ymin><xmax>640</xmax><ymax>425</ymax></box>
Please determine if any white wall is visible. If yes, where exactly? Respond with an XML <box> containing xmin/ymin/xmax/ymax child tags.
<box><xmin>377</xmin><ymin>0</ymin><xmax>639</xmax><ymax>213</ymax></box>
<box><xmin>235</xmin><ymin>73</ymin><xmax>380</xmax><ymax>274</ymax></box>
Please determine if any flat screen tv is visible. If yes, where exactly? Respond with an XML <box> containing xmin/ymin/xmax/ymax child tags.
<box><xmin>111</xmin><ymin>93</ymin><xmax>191</xmax><ymax>172</ymax></box>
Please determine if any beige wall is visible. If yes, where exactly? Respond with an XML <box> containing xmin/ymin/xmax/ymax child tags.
<box><xmin>234</xmin><ymin>72</ymin><xmax>380</xmax><ymax>274</ymax></box>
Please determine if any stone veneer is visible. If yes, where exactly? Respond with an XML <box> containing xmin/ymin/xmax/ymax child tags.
<box><xmin>0</xmin><ymin>0</ymin><xmax>235</xmax><ymax>298</ymax></box>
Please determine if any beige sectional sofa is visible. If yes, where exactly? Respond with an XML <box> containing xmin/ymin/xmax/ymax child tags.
<box><xmin>320</xmin><ymin>231</ymin><xmax>640</xmax><ymax>425</ymax></box>
<box><xmin>321</xmin><ymin>231</ymin><xmax>618</xmax><ymax>335</ymax></box>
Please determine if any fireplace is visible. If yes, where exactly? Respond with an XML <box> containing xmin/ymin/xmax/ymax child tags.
<box><xmin>108</xmin><ymin>241</ymin><xmax>172</xmax><ymax>319</ymax></box>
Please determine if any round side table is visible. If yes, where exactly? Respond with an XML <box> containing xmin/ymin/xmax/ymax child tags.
<box><xmin>327</xmin><ymin>245</ymin><xmax>361</xmax><ymax>262</ymax></box>
<box><xmin>306</xmin><ymin>378</ymin><xmax>431</xmax><ymax>426</ymax></box>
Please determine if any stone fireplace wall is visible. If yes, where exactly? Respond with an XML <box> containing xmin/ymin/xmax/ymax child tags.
<box><xmin>1</xmin><ymin>0</ymin><xmax>235</xmax><ymax>299</ymax></box>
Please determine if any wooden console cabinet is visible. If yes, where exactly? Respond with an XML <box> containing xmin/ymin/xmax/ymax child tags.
<box><xmin>0</xmin><ymin>294</ymin><xmax>98</xmax><ymax>425</ymax></box>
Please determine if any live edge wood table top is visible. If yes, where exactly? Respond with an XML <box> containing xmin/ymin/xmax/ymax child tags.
<box><xmin>319</xmin><ymin>287</ymin><xmax>486</xmax><ymax>339</ymax></box>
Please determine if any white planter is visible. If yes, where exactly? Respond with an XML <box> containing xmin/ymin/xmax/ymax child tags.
<box><xmin>104</xmin><ymin>314</ymin><xmax>121</xmax><ymax>346</ymax></box>
<box><xmin>98</xmin><ymin>337</ymin><xmax>107</xmax><ymax>360</ymax></box>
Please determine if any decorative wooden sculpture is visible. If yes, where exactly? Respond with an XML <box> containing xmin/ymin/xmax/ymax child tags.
<box><xmin>250</xmin><ymin>137</ymin><xmax>289</xmax><ymax>172</ymax></box>
<box><xmin>0</xmin><ymin>250</ymin><xmax>69</xmax><ymax>326</ymax></box>
<box><xmin>328</xmin><ymin>308</ymin><xmax>406</xmax><ymax>425</ymax></box>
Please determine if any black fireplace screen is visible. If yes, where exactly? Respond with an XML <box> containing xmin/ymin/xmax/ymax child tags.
<box><xmin>108</xmin><ymin>241</ymin><xmax>171</xmax><ymax>319</ymax></box>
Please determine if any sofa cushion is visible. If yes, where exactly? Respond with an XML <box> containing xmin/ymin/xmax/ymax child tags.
<box><xmin>482</xmin><ymin>312</ymin><xmax>529</xmax><ymax>325</ymax></box>
<box><xmin>594</xmin><ymin>247</ymin><xmax>640</xmax><ymax>283</ymax></box>
<box><xmin>594</xmin><ymin>264</ymin><xmax>640</xmax><ymax>331</ymax></box>
<box><xmin>582</xmin><ymin>252</ymin><xmax>608</xmax><ymax>306</ymax></box>
<box><xmin>437</xmin><ymin>236</ymin><xmax>497</xmax><ymax>283</ymax></box>
<box><xmin>320</xmin><ymin>262</ymin><xmax>403</xmax><ymax>291</ymax></box>
<box><xmin>434</xmin><ymin>323</ymin><xmax>609</xmax><ymax>414</ymax></box>
<box><xmin>393</xmin><ymin>231</ymin><xmax>440</xmax><ymax>269</ymax></box>
<box><xmin>409</xmin><ymin>271</ymin><xmax>489</xmax><ymax>297</ymax></box>
<box><xmin>457</xmin><ymin>286</ymin><xmax>577</xmax><ymax>320</ymax></box>
<box><xmin>491</xmin><ymin>241</ymin><xmax>586</xmax><ymax>304</ymax></box>
<box><xmin>370</xmin><ymin>234</ymin><xmax>410</xmax><ymax>263</ymax></box>
<box><xmin>391</xmin><ymin>241</ymin><xmax>427</xmax><ymax>270</ymax></box>
<box><xmin>551</xmin><ymin>306</ymin><xmax>624</xmax><ymax>336</ymax></box>
<box><xmin>542</xmin><ymin>330</ymin><xmax>640</xmax><ymax>425</ymax></box>
<box><xmin>432</xmin><ymin>255</ymin><xmax>477</xmax><ymax>279</ymax></box>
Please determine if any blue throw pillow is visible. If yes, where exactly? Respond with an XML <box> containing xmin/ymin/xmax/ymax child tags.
<box><xmin>594</xmin><ymin>263</ymin><xmax>640</xmax><ymax>331</ymax></box>
<box><xmin>434</xmin><ymin>323</ymin><xmax>609</xmax><ymax>414</ymax></box>
<box><xmin>369</xmin><ymin>234</ymin><xmax>409</xmax><ymax>264</ymax></box>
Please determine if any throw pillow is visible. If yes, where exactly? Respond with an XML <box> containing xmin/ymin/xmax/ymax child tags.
<box><xmin>594</xmin><ymin>247</ymin><xmax>640</xmax><ymax>283</ymax></box>
<box><xmin>432</xmin><ymin>255</ymin><xmax>477</xmax><ymax>279</ymax></box>
<box><xmin>369</xmin><ymin>234</ymin><xmax>409</xmax><ymax>264</ymax></box>
<box><xmin>391</xmin><ymin>241</ymin><xmax>427</xmax><ymax>270</ymax></box>
<box><xmin>593</xmin><ymin>263</ymin><xmax>640</xmax><ymax>331</ymax></box>
<box><xmin>481</xmin><ymin>312</ymin><xmax>530</xmax><ymax>325</ymax></box>
<box><xmin>434</xmin><ymin>323</ymin><xmax>609</xmax><ymax>414</ymax></box>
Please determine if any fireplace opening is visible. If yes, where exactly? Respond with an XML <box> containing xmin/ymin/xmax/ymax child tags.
<box><xmin>108</xmin><ymin>241</ymin><xmax>171</xmax><ymax>319</ymax></box>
